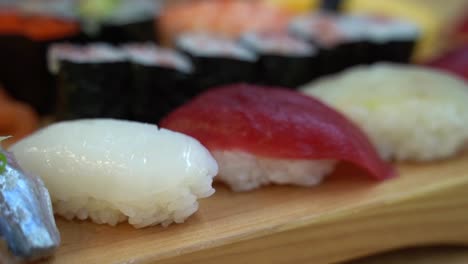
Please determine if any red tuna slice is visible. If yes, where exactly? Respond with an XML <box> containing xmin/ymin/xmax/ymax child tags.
<box><xmin>425</xmin><ymin>44</ymin><xmax>468</xmax><ymax>81</ymax></box>
<box><xmin>161</xmin><ymin>84</ymin><xmax>395</xmax><ymax>180</ymax></box>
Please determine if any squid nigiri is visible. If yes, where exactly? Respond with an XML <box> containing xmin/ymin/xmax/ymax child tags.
<box><xmin>10</xmin><ymin>119</ymin><xmax>218</xmax><ymax>228</ymax></box>
<box><xmin>161</xmin><ymin>84</ymin><xmax>394</xmax><ymax>192</ymax></box>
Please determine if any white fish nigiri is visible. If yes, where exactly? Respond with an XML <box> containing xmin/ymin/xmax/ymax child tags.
<box><xmin>301</xmin><ymin>63</ymin><xmax>468</xmax><ymax>161</ymax></box>
<box><xmin>10</xmin><ymin>119</ymin><xmax>218</xmax><ymax>228</ymax></box>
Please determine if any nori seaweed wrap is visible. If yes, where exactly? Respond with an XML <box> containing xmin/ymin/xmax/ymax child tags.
<box><xmin>176</xmin><ymin>33</ymin><xmax>257</xmax><ymax>93</ymax></box>
<box><xmin>49</xmin><ymin>43</ymin><xmax>131</xmax><ymax>120</ymax></box>
<box><xmin>289</xmin><ymin>12</ymin><xmax>366</xmax><ymax>76</ymax></box>
<box><xmin>240</xmin><ymin>32</ymin><xmax>319</xmax><ymax>88</ymax></box>
<box><xmin>0</xmin><ymin>10</ymin><xmax>80</xmax><ymax>115</ymax></box>
<box><xmin>346</xmin><ymin>15</ymin><xmax>420</xmax><ymax>64</ymax></box>
<box><xmin>79</xmin><ymin>0</ymin><xmax>159</xmax><ymax>44</ymax></box>
<box><xmin>123</xmin><ymin>43</ymin><xmax>194</xmax><ymax>123</ymax></box>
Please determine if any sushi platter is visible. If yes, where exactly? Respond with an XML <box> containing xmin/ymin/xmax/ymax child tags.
<box><xmin>2</xmin><ymin>1</ymin><xmax>468</xmax><ymax>263</ymax></box>
<box><xmin>47</xmin><ymin>151</ymin><xmax>468</xmax><ymax>264</ymax></box>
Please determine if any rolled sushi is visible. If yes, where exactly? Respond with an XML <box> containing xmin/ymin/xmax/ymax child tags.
<box><xmin>240</xmin><ymin>32</ymin><xmax>320</xmax><ymax>88</ymax></box>
<box><xmin>176</xmin><ymin>33</ymin><xmax>257</xmax><ymax>92</ymax></box>
<box><xmin>0</xmin><ymin>10</ymin><xmax>80</xmax><ymax>114</ymax></box>
<box><xmin>289</xmin><ymin>12</ymin><xmax>365</xmax><ymax>75</ymax></box>
<box><xmin>123</xmin><ymin>43</ymin><xmax>194</xmax><ymax>123</ymax></box>
<box><xmin>9</xmin><ymin>119</ymin><xmax>218</xmax><ymax>228</ymax></box>
<box><xmin>49</xmin><ymin>43</ymin><xmax>131</xmax><ymax>120</ymax></box>
<box><xmin>301</xmin><ymin>63</ymin><xmax>468</xmax><ymax>161</ymax></box>
<box><xmin>344</xmin><ymin>14</ymin><xmax>420</xmax><ymax>63</ymax></box>
<box><xmin>161</xmin><ymin>84</ymin><xmax>394</xmax><ymax>192</ymax></box>
<box><xmin>78</xmin><ymin>0</ymin><xmax>160</xmax><ymax>44</ymax></box>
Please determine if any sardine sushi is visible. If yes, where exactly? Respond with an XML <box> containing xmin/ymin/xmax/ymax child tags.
<box><xmin>301</xmin><ymin>63</ymin><xmax>468</xmax><ymax>161</ymax></box>
<box><xmin>161</xmin><ymin>84</ymin><xmax>394</xmax><ymax>192</ymax></box>
<box><xmin>10</xmin><ymin>119</ymin><xmax>218</xmax><ymax>228</ymax></box>
<box><xmin>0</xmin><ymin>139</ymin><xmax>60</xmax><ymax>261</ymax></box>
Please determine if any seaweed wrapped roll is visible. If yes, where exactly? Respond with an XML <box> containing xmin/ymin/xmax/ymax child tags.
<box><xmin>49</xmin><ymin>43</ymin><xmax>131</xmax><ymax>120</ymax></box>
<box><xmin>0</xmin><ymin>10</ymin><xmax>80</xmax><ymax>114</ymax></box>
<box><xmin>123</xmin><ymin>43</ymin><xmax>194</xmax><ymax>123</ymax></box>
<box><xmin>240</xmin><ymin>32</ymin><xmax>319</xmax><ymax>88</ymax></box>
<box><xmin>289</xmin><ymin>12</ymin><xmax>365</xmax><ymax>75</ymax></box>
<box><xmin>78</xmin><ymin>0</ymin><xmax>160</xmax><ymax>44</ymax></box>
<box><xmin>176</xmin><ymin>33</ymin><xmax>257</xmax><ymax>92</ymax></box>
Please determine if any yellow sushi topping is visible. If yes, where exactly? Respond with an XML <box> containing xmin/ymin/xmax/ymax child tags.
<box><xmin>263</xmin><ymin>0</ymin><xmax>319</xmax><ymax>13</ymax></box>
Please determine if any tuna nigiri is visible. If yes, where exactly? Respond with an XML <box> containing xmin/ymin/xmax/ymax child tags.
<box><xmin>161</xmin><ymin>84</ymin><xmax>394</xmax><ymax>192</ymax></box>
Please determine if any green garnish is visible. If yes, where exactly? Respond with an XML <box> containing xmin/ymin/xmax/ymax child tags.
<box><xmin>0</xmin><ymin>152</ymin><xmax>6</xmax><ymax>173</ymax></box>
<box><xmin>0</xmin><ymin>136</ymin><xmax>11</xmax><ymax>173</ymax></box>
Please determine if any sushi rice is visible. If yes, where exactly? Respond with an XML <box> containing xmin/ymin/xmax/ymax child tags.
<box><xmin>214</xmin><ymin>151</ymin><xmax>336</xmax><ymax>192</ymax></box>
<box><xmin>10</xmin><ymin>119</ymin><xmax>218</xmax><ymax>228</ymax></box>
<box><xmin>301</xmin><ymin>63</ymin><xmax>468</xmax><ymax>161</ymax></box>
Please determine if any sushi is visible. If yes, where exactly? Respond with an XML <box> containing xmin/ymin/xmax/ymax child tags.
<box><xmin>289</xmin><ymin>12</ymin><xmax>365</xmax><ymax>75</ymax></box>
<box><xmin>345</xmin><ymin>14</ymin><xmax>420</xmax><ymax>63</ymax></box>
<box><xmin>0</xmin><ymin>143</ymin><xmax>60</xmax><ymax>261</ymax></box>
<box><xmin>301</xmin><ymin>63</ymin><xmax>468</xmax><ymax>161</ymax></box>
<box><xmin>0</xmin><ymin>10</ymin><xmax>80</xmax><ymax>114</ymax></box>
<box><xmin>240</xmin><ymin>32</ymin><xmax>320</xmax><ymax>88</ymax></box>
<box><xmin>425</xmin><ymin>44</ymin><xmax>468</xmax><ymax>81</ymax></box>
<box><xmin>123</xmin><ymin>43</ymin><xmax>194</xmax><ymax>123</ymax></box>
<box><xmin>49</xmin><ymin>43</ymin><xmax>131</xmax><ymax>120</ymax></box>
<box><xmin>176</xmin><ymin>33</ymin><xmax>257</xmax><ymax>92</ymax></box>
<box><xmin>161</xmin><ymin>84</ymin><xmax>394</xmax><ymax>192</ymax></box>
<box><xmin>158</xmin><ymin>0</ymin><xmax>293</xmax><ymax>46</ymax></box>
<box><xmin>10</xmin><ymin>119</ymin><xmax>218</xmax><ymax>228</ymax></box>
<box><xmin>78</xmin><ymin>0</ymin><xmax>160</xmax><ymax>44</ymax></box>
<box><xmin>289</xmin><ymin>12</ymin><xmax>420</xmax><ymax>75</ymax></box>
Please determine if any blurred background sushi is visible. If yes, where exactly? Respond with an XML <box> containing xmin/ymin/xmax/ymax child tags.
<box><xmin>1</xmin><ymin>0</ymin><xmax>468</xmax><ymax>138</ymax></box>
<box><xmin>1</xmin><ymin>0</ymin><xmax>468</xmax><ymax>262</ymax></box>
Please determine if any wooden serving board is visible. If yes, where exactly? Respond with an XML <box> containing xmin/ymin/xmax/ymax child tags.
<box><xmin>43</xmin><ymin>151</ymin><xmax>468</xmax><ymax>264</ymax></box>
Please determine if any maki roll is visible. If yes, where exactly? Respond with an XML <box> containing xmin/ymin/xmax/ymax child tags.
<box><xmin>49</xmin><ymin>43</ymin><xmax>131</xmax><ymax>120</ymax></box>
<box><xmin>0</xmin><ymin>10</ymin><xmax>80</xmax><ymax>114</ymax></box>
<box><xmin>176</xmin><ymin>33</ymin><xmax>257</xmax><ymax>92</ymax></box>
<box><xmin>240</xmin><ymin>32</ymin><xmax>319</xmax><ymax>88</ymax></box>
<box><xmin>123</xmin><ymin>43</ymin><xmax>194</xmax><ymax>123</ymax></box>
<box><xmin>79</xmin><ymin>0</ymin><xmax>160</xmax><ymax>44</ymax></box>
<box><xmin>289</xmin><ymin>12</ymin><xmax>365</xmax><ymax>75</ymax></box>
<box><xmin>346</xmin><ymin>14</ymin><xmax>420</xmax><ymax>63</ymax></box>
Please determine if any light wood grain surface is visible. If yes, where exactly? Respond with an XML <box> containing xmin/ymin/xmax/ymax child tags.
<box><xmin>350</xmin><ymin>247</ymin><xmax>468</xmax><ymax>264</ymax></box>
<box><xmin>41</xmin><ymin>151</ymin><xmax>468</xmax><ymax>264</ymax></box>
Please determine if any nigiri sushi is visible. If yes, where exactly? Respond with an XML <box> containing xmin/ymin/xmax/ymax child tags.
<box><xmin>10</xmin><ymin>119</ymin><xmax>218</xmax><ymax>228</ymax></box>
<box><xmin>301</xmin><ymin>63</ymin><xmax>468</xmax><ymax>161</ymax></box>
<box><xmin>161</xmin><ymin>84</ymin><xmax>394</xmax><ymax>192</ymax></box>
